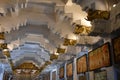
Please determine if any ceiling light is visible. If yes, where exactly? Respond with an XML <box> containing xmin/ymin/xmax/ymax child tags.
<box><xmin>54</xmin><ymin>52</ymin><xmax>59</xmax><ymax>55</ymax></box>
<box><xmin>113</xmin><ymin>4</ymin><xmax>116</xmax><ymax>7</ymax></box>
<box><xmin>82</xmin><ymin>18</ymin><xmax>92</xmax><ymax>26</ymax></box>
<box><xmin>16</xmin><ymin>69</ymin><xmax>21</xmax><ymax>73</ymax></box>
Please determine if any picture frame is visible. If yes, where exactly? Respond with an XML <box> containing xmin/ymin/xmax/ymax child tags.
<box><xmin>76</xmin><ymin>54</ymin><xmax>87</xmax><ymax>74</ymax></box>
<box><xmin>94</xmin><ymin>70</ymin><xmax>107</xmax><ymax>80</ymax></box>
<box><xmin>78</xmin><ymin>75</ymin><xmax>87</xmax><ymax>80</ymax></box>
<box><xmin>59</xmin><ymin>66</ymin><xmax>64</xmax><ymax>79</ymax></box>
<box><xmin>112</xmin><ymin>36</ymin><xmax>120</xmax><ymax>64</ymax></box>
<box><xmin>66</xmin><ymin>61</ymin><xmax>73</xmax><ymax>78</ymax></box>
<box><xmin>88</xmin><ymin>42</ymin><xmax>111</xmax><ymax>71</ymax></box>
<box><xmin>67</xmin><ymin>77</ymin><xmax>73</xmax><ymax>80</ymax></box>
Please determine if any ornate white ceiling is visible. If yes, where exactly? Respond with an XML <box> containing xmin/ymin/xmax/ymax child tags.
<box><xmin>0</xmin><ymin>0</ymin><xmax>120</xmax><ymax>74</ymax></box>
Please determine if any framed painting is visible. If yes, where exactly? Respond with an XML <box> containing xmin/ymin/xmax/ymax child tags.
<box><xmin>88</xmin><ymin>42</ymin><xmax>111</xmax><ymax>71</ymax></box>
<box><xmin>67</xmin><ymin>77</ymin><xmax>73</xmax><ymax>80</ymax></box>
<box><xmin>78</xmin><ymin>75</ymin><xmax>87</xmax><ymax>80</ymax></box>
<box><xmin>59</xmin><ymin>66</ymin><xmax>64</xmax><ymax>79</ymax></box>
<box><xmin>66</xmin><ymin>61</ymin><xmax>73</xmax><ymax>78</ymax></box>
<box><xmin>76</xmin><ymin>54</ymin><xmax>87</xmax><ymax>74</ymax></box>
<box><xmin>112</xmin><ymin>36</ymin><xmax>120</xmax><ymax>64</ymax></box>
<box><xmin>94</xmin><ymin>70</ymin><xmax>107</xmax><ymax>80</ymax></box>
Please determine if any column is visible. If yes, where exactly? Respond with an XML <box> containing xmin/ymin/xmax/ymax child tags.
<box><xmin>0</xmin><ymin>27</ymin><xmax>5</xmax><ymax>80</ymax></box>
<box><xmin>0</xmin><ymin>63</ymin><xmax>4</xmax><ymax>80</ymax></box>
<box><xmin>50</xmin><ymin>71</ymin><xmax>52</xmax><ymax>80</ymax></box>
<box><xmin>64</xmin><ymin>62</ymin><xmax>67</xmax><ymax>80</ymax></box>
<box><xmin>73</xmin><ymin>58</ymin><xmax>78</xmax><ymax>80</ymax></box>
<box><xmin>56</xmin><ymin>66</ymin><xmax>59</xmax><ymax>80</ymax></box>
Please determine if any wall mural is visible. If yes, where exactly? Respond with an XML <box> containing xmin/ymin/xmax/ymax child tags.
<box><xmin>77</xmin><ymin>54</ymin><xmax>87</xmax><ymax>74</ymax></box>
<box><xmin>88</xmin><ymin>42</ymin><xmax>111</xmax><ymax>71</ymax></box>
<box><xmin>112</xmin><ymin>36</ymin><xmax>120</xmax><ymax>64</ymax></box>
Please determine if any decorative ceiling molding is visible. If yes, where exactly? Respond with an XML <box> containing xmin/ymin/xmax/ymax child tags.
<box><xmin>12</xmin><ymin>54</ymin><xmax>45</xmax><ymax>67</ymax></box>
<box><xmin>1</xmin><ymin>0</ymin><xmax>118</xmax><ymax>75</ymax></box>
<box><xmin>10</xmin><ymin>42</ymin><xmax>50</xmax><ymax>62</ymax></box>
